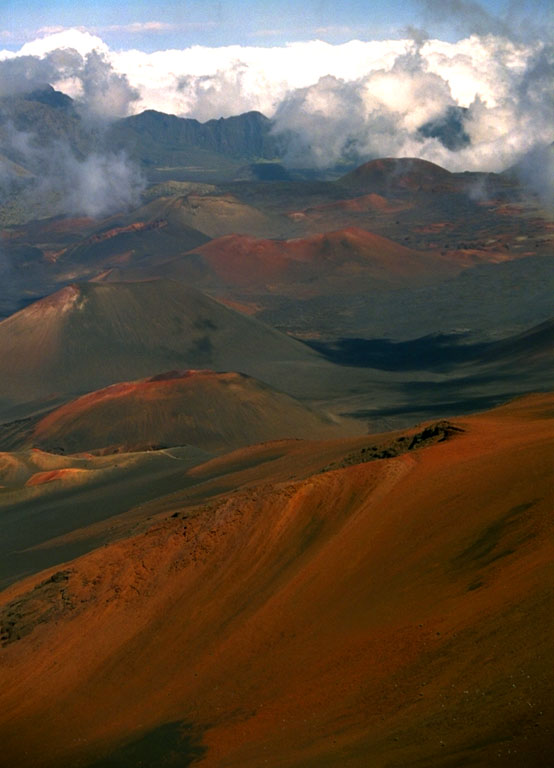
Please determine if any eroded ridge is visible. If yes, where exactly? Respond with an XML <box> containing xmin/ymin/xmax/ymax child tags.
<box><xmin>322</xmin><ymin>420</ymin><xmax>464</xmax><ymax>472</ymax></box>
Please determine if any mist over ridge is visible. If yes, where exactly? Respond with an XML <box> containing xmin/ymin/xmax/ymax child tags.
<box><xmin>1</xmin><ymin>28</ymin><xmax>553</xmax><ymax>176</ymax></box>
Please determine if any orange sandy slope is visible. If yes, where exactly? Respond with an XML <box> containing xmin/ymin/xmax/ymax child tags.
<box><xmin>182</xmin><ymin>227</ymin><xmax>458</xmax><ymax>295</ymax></box>
<box><xmin>0</xmin><ymin>394</ymin><xmax>552</xmax><ymax>767</ymax></box>
<box><xmin>24</xmin><ymin>370</ymin><xmax>353</xmax><ymax>454</ymax></box>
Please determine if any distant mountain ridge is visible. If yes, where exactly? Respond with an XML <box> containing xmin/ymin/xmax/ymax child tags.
<box><xmin>2</xmin><ymin>86</ymin><xmax>551</xmax><ymax>190</ymax></box>
<box><xmin>108</xmin><ymin>109</ymin><xmax>279</xmax><ymax>164</ymax></box>
<box><xmin>0</xmin><ymin>87</ymin><xmax>280</xmax><ymax>173</ymax></box>
<box><xmin>0</xmin><ymin>86</ymin><xmax>90</xmax><ymax>167</ymax></box>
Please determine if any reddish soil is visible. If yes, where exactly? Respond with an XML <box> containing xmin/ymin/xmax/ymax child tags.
<box><xmin>25</xmin><ymin>468</ymin><xmax>89</xmax><ymax>486</ymax></box>
<box><xmin>213</xmin><ymin>297</ymin><xmax>263</xmax><ymax>315</ymax></box>
<box><xmin>0</xmin><ymin>217</ymin><xmax>95</xmax><ymax>243</ymax></box>
<box><xmin>299</xmin><ymin>192</ymin><xmax>412</xmax><ymax>216</ymax></box>
<box><xmin>0</xmin><ymin>394</ymin><xmax>552</xmax><ymax>767</ymax></box>
<box><xmin>186</xmin><ymin>227</ymin><xmax>455</xmax><ymax>293</ymax></box>
<box><xmin>84</xmin><ymin>219</ymin><xmax>167</xmax><ymax>245</ymax></box>
<box><xmin>25</xmin><ymin>370</ymin><xmax>350</xmax><ymax>454</ymax></box>
<box><xmin>341</xmin><ymin>157</ymin><xmax>453</xmax><ymax>192</ymax></box>
<box><xmin>412</xmin><ymin>221</ymin><xmax>455</xmax><ymax>234</ymax></box>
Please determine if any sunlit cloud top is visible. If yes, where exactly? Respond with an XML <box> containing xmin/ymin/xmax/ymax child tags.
<box><xmin>0</xmin><ymin>0</ymin><xmax>552</xmax><ymax>177</ymax></box>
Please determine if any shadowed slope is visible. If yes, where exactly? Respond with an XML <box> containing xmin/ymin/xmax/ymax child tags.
<box><xmin>0</xmin><ymin>394</ymin><xmax>552</xmax><ymax>767</ymax></box>
<box><xmin>0</xmin><ymin>280</ymin><xmax>327</xmax><ymax>416</ymax></box>
<box><xmin>307</xmin><ymin>319</ymin><xmax>554</xmax><ymax>373</ymax></box>
<box><xmin>54</xmin><ymin>216</ymin><xmax>210</xmax><ymax>280</ymax></box>
<box><xmin>7</xmin><ymin>370</ymin><xmax>353</xmax><ymax>455</ymax></box>
<box><xmin>106</xmin><ymin>109</ymin><xmax>278</xmax><ymax>179</ymax></box>
<box><xmin>0</xmin><ymin>444</ymin><xmax>214</xmax><ymax>588</ymax></box>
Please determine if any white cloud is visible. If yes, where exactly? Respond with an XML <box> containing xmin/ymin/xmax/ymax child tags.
<box><xmin>272</xmin><ymin>40</ymin><xmax>553</xmax><ymax>172</ymax></box>
<box><xmin>114</xmin><ymin>38</ymin><xmax>411</xmax><ymax>118</ymax></box>
<box><xmin>17</xmin><ymin>29</ymin><xmax>109</xmax><ymax>58</ymax></box>
<box><xmin>103</xmin><ymin>22</ymin><xmax>176</xmax><ymax>34</ymax></box>
<box><xmin>1</xmin><ymin>28</ymin><xmax>552</xmax><ymax>173</ymax></box>
<box><xmin>78</xmin><ymin>50</ymin><xmax>140</xmax><ymax>121</ymax></box>
<box><xmin>313</xmin><ymin>26</ymin><xmax>364</xmax><ymax>36</ymax></box>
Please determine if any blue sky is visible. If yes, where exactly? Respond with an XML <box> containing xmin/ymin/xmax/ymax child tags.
<box><xmin>1</xmin><ymin>0</ymin><xmax>551</xmax><ymax>51</ymax></box>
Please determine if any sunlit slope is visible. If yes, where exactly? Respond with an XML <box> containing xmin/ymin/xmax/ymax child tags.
<box><xmin>165</xmin><ymin>226</ymin><xmax>459</xmax><ymax>297</ymax></box>
<box><xmin>0</xmin><ymin>394</ymin><xmax>552</xmax><ymax>767</ymax></box>
<box><xmin>0</xmin><ymin>280</ymin><xmax>327</xmax><ymax>414</ymax></box>
<box><xmin>339</xmin><ymin>157</ymin><xmax>453</xmax><ymax>192</ymax></box>
<box><xmin>119</xmin><ymin>191</ymin><xmax>281</xmax><ymax>239</ymax></box>
<box><xmin>9</xmin><ymin>370</ymin><xmax>353</xmax><ymax>454</ymax></box>
<box><xmin>162</xmin><ymin>193</ymin><xmax>278</xmax><ymax>238</ymax></box>
<box><xmin>0</xmin><ymin>422</ymin><xmax>459</xmax><ymax>588</ymax></box>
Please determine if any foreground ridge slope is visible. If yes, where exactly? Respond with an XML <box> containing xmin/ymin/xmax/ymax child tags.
<box><xmin>0</xmin><ymin>394</ymin><xmax>552</xmax><ymax>767</ymax></box>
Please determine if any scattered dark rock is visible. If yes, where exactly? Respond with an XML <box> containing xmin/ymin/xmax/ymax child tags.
<box><xmin>321</xmin><ymin>420</ymin><xmax>464</xmax><ymax>472</ymax></box>
<box><xmin>45</xmin><ymin>570</ymin><xmax>71</xmax><ymax>584</ymax></box>
<box><xmin>1</xmin><ymin>569</ymin><xmax>75</xmax><ymax>647</ymax></box>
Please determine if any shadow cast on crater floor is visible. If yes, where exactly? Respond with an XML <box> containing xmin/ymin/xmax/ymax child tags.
<box><xmin>86</xmin><ymin>721</ymin><xmax>206</xmax><ymax>768</ymax></box>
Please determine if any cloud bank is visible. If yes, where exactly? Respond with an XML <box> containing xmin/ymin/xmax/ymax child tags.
<box><xmin>0</xmin><ymin>125</ymin><xmax>144</xmax><ymax>219</ymax></box>
<box><xmin>0</xmin><ymin>35</ymin><xmax>144</xmax><ymax>218</ymax></box>
<box><xmin>272</xmin><ymin>39</ymin><xmax>553</xmax><ymax>173</ymax></box>
<box><xmin>1</xmin><ymin>27</ymin><xmax>553</xmax><ymax>179</ymax></box>
<box><xmin>29</xmin><ymin>143</ymin><xmax>145</xmax><ymax>218</ymax></box>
